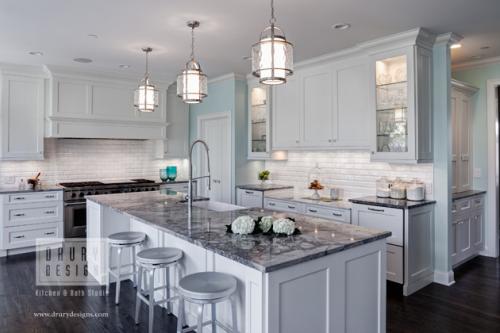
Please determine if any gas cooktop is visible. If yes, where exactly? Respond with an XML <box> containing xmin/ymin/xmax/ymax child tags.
<box><xmin>59</xmin><ymin>179</ymin><xmax>156</xmax><ymax>188</ymax></box>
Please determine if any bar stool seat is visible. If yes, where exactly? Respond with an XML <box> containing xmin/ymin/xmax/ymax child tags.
<box><xmin>137</xmin><ymin>247</ymin><xmax>182</xmax><ymax>265</ymax></box>
<box><xmin>178</xmin><ymin>272</ymin><xmax>237</xmax><ymax>300</ymax></box>
<box><xmin>108</xmin><ymin>231</ymin><xmax>146</xmax><ymax>245</ymax></box>
<box><xmin>177</xmin><ymin>272</ymin><xmax>238</xmax><ymax>333</ymax></box>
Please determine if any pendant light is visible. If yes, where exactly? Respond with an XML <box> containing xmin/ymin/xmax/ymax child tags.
<box><xmin>252</xmin><ymin>0</ymin><xmax>293</xmax><ymax>85</ymax></box>
<box><xmin>134</xmin><ymin>47</ymin><xmax>159</xmax><ymax>112</ymax></box>
<box><xmin>177</xmin><ymin>20</ymin><xmax>208</xmax><ymax>104</ymax></box>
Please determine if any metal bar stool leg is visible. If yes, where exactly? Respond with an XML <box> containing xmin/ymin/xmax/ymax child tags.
<box><xmin>148</xmin><ymin>268</ymin><xmax>155</xmax><ymax>333</ymax></box>
<box><xmin>135</xmin><ymin>265</ymin><xmax>143</xmax><ymax>325</ymax></box>
<box><xmin>197</xmin><ymin>304</ymin><xmax>204</xmax><ymax>333</ymax></box>
<box><xmin>165</xmin><ymin>266</ymin><xmax>171</xmax><ymax>314</ymax></box>
<box><xmin>132</xmin><ymin>245</ymin><xmax>137</xmax><ymax>287</ymax></box>
<box><xmin>176</xmin><ymin>296</ymin><xmax>185</xmax><ymax>333</ymax></box>
<box><xmin>230</xmin><ymin>296</ymin><xmax>238</xmax><ymax>333</ymax></box>
<box><xmin>211</xmin><ymin>303</ymin><xmax>217</xmax><ymax>333</ymax></box>
<box><xmin>115</xmin><ymin>247</ymin><xmax>122</xmax><ymax>305</ymax></box>
<box><xmin>106</xmin><ymin>245</ymin><xmax>112</xmax><ymax>295</ymax></box>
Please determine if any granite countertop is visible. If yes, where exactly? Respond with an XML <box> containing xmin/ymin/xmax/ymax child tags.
<box><xmin>0</xmin><ymin>185</ymin><xmax>63</xmax><ymax>194</ymax></box>
<box><xmin>264</xmin><ymin>192</ymin><xmax>352</xmax><ymax>210</ymax></box>
<box><xmin>452</xmin><ymin>190</ymin><xmax>487</xmax><ymax>201</ymax></box>
<box><xmin>237</xmin><ymin>184</ymin><xmax>294</xmax><ymax>191</ymax></box>
<box><xmin>87</xmin><ymin>191</ymin><xmax>390</xmax><ymax>273</ymax></box>
<box><xmin>349</xmin><ymin>196</ymin><xmax>436</xmax><ymax>209</ymax></box>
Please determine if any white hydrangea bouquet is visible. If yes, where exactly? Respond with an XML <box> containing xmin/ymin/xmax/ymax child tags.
<box><xmin>227</xmin><ymin>215</ymin><xmax>300</xmax><ymax>237</ymax></box>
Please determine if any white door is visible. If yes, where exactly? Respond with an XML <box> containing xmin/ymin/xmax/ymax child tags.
<box><xmin>197</xmin><ymin>113</ymin><xmax>232</xmax><ymax>203</ymax></box>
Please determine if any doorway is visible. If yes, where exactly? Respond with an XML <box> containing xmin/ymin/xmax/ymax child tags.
<box><xmin>196</xmin><ymin>112</ymin><xmax>232</xmax><ymax>203</ymax></box>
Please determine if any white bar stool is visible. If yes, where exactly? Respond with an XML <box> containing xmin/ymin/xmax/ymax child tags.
<box><xmin>135</xmin><ymin>247</ymin><xmax>183</xmax><ymax>333</ymax></box>
<box><xmin>176</xmin><ymin>272</ymin><xmax>238</xmax><ymax>333</ymax></box>
<box><xmin>106</xmin><ymin>231</ymin><xmax>146</xmax><ymax>305</ymax></box>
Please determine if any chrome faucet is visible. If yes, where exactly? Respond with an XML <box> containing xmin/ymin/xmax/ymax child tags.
<box><xmin>187</xmin><ymin>140</ymin><xmax>211</xmax><ymax>228</ymax></box>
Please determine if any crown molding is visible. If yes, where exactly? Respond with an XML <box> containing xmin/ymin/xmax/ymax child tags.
<box><xmin>0</xmin><ymin>62</ymin><xmax>50</xmax><ymax>78</ymax></box>
<box><xmin>207</xmin><ymin>72</ymin><xmax>246</xmax><ymax>84</ymax></box>
<box><xmin>434</xmin><ymin>32</ymin><xmax>463</xmax><ymax>46</ymax></box>
<box><xmin>452</xmin><ymin>56</ymin><xmax>500</xmax><ymax>71</ymax></box>
<box><xmin>451</xmin><ymin>79</ymin><xmax>479</xmax><ymax>95</ymax></box>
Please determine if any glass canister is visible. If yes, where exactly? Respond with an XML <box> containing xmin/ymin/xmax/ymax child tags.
<box><xmin>308</xmin><ymin>163</ymin><xmax>324</xmax><ymax>200</ymax></box>
<box><xmin>376</xmin><ymin>177</ymin><xmax>393</xmax><ymax>198</ymax></box>
<box><xmin>166</xmin><ymin>166</ymin><xmax>177</xmax><ymax>181</ymax></box>
<box><xmin>407</xmin><ymin>179</ymin><xmax>425</xmax><ymax>201</ymax></box>
<box><xmin>390</xmin><ymin>178</ymin><xmax>407</xmax><ymax>200</ymax></box>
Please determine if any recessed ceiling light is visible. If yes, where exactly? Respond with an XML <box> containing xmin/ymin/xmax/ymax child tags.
<box><xmin>29</xmin><ymin>51</ymin><xmax>43</xmax><ymax>56</ymax></box>
<box><xmin>119</xmin><ymin>64</ymin><xmax>131</xmax><ymax>69</ymax></box>
<box><xmin>87</xmin><ymin>34</ymin><xmax>98</xmax><ymax>39</ymax></box>
<box><xmin>470</xmin><ymin>55</ymin><xmax>484</xmax><ymax>60</ymax></box>
<box><xmin>73</xmin><ymin>57</ymin><xmax>93</xmax><ymax>63</ymax></box>
<box><xmin>332</xmin><ymin>23</ymin><xmax>351</xmax><ymax>30</ymax></box>
<box><xmin>450</xmin><ymin>43</ymin><xmax>462</xmax><ymax>49</ymax></box>
<box><xmin>480</xmin><ymin>46</ymin><xmax>490</xmax><ymax>50</ymax></box>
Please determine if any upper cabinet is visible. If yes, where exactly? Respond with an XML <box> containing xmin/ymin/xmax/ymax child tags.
<box><xmin>369</xmin><ymin>37</ymin><xmax>433</xmax><ymax>163</ymax></box>
<box><xmin>46</xmin><ymin>69</ymin><xmax>169</xmax><ymax>140</ymax></box>
<box><xmin>0</xmin><ymin>67</ymin><xmax>45</xmax><ymax>160</ymax></box>
<box><xmin>248</xmin><ymin>79</ymin><xmax>272</xmax><ymax>159</ymax></box>
<box><xmin>451</xmin><ymin>80</ymin><xmax>478</xmax><ymax>193</ymax></box>
<box><xmin>272</xmin><ymin>75</ymin><xmax>301</xmax><ymax>148</ymax></box>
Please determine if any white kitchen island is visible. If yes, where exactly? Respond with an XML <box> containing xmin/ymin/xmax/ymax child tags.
<box><xmin>87</xmin><ymin>191</ymin><xmax>390</xmax><ymax>333</ymax></box>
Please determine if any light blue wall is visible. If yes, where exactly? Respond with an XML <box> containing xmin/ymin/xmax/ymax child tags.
<box><xmin>452</xmin><ymin>62</ymin><xmax>500</xmax><ymax>190</ymax></box>
<box><xmin>188</xmin><ymin>75</ymin><xmax>264</xmax><ymax>202</ymax></box>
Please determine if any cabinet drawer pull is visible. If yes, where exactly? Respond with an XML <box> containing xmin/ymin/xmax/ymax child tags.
<box><xmin>245</xmin><ymin>191</ymin><xmax>254</xmax><ymax>195</ymax></box>
<box><xmin>45</xmin><ymin>211</ymin><xmax>55</xmax><ymax>214</ymax></box>
<box><xmin>308</xmin><ymin>209</ymin><xmax>318</xmax><ymax>213</ymax></box>
<box><xmin>45</xmin><ymin>232</ymin><xmax>55</xmax><ymax>235</ymax></box>
<box><xmin>474</xmin><ymin>199</ymin><xmax>481</xmax><ymax>204</ymax></box>
<box><xmin>14</xmin><ymin>235</ymin><xmax>25</xmax><ymax>239</ymax></box>
<box><xmin>14</xmin><ymin>197</ymin><xmax>25</xmax><ymax>200</ymax></box>
<box><xmin>45</xmin><ymin>195</ymin><xmax>55</xmax><ymax>199</ymax></box>
<box><xmin>287</xmin><ymin>205</ymin><xmax>296</xmax><ymax>209</ymax></box>
<box><xmin>268</xmin><ymin>202</ymin><xmax>276</xmax><ymax>206</ymax></box>
<box><xmin>368</xmin><ymin>207</ymin><xmax>385</xmax><ymax>212</ymax></box>
<box><xmin>331</xmin><ymin>212</ymin><xmax>342</xmax><ymax>217</ymax></box>
<box><xmin>14</xmin><ymin>213</ymin><xmax>25</xmax><ymax>217</ymax></box>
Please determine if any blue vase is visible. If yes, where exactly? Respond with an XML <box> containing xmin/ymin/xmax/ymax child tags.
<box><xmin>159</xmin><ymin>169</ymin><xmax>168</xmax><ymax>182</ymax></box>
<box><xmin>166</xmin><ymin>166</ymin><xmax>177</xmax><ymax>181</ymax></box>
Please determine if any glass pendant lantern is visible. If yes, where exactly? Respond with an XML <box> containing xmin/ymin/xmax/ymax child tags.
<box><xmin>134</xmin><ymin>47</ymin><xmax>159</xmax><ymax>112</ymax></box>
<box><xmin>177</xmin><ymin>20</ymin><xmax>208</xmax><ymax>104</ymax></box>
<box><xmin>252</xmin><ymin>0</ymin><xmax>293</xmax><ymax>85</ymax></box>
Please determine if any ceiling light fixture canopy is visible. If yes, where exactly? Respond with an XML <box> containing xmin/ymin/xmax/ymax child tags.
<box><xmin>252</xmin><ymin>0</ymin><xmax>293</xmax><ymax>85</ymax></box>
<box><xmin>134</xmin><ymin>47</ymin><xmax>159</xmax><ymax>113</ymax></box>
<box><xmin>177</xmin><ymin>20</ymin><xmax>208</xmax><ymax>104</ymax></box>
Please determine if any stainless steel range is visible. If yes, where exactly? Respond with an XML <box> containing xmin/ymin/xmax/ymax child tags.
<box><xmin>60</xmin><ymin>179</ymin><xmax>160</xmax><ymax>238</ymax></box>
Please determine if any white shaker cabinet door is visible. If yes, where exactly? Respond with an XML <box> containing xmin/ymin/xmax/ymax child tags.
<box><xmin>0</xmin><ymin>74</ymin><xmax>44</xmax><ymax>160</ymax></box>
<box><xmin>272</xmin><ymin>76</ymin><xmax>301</xmax><ymax>149</ymax></box>
<box><xmin>301</xmin><ymin>64</ymin><xmax>334</xmax><ymax>147</ymax></box>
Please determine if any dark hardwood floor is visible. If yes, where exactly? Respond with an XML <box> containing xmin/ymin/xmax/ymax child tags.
<box><xmin>0</xmin><ymin>252</ymin><xmax>499</xmax><ymax>332</ymax></box>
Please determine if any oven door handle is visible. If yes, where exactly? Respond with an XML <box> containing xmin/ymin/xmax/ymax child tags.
<box><xmin>64</xmin><ymin>202</ymin><xmax>86</xmax><ymax>207</ymax></box>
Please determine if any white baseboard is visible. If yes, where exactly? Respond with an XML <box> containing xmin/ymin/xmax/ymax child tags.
<box><xmin>433</xmin><ymin>270</ymin><xmax>455</xmax><ymax>286</ymax></box>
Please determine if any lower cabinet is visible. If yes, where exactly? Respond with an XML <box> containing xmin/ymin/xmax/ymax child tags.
<box><xmin>236</xmin><ymin>189</ymin><xmax>264</xmax><ymax>208</ymax></box>
<box><xmin>264</xmin><ymin>198</ymin><xmax>305</xmax><ymax>215</ymax></box>
<box><xmin>451</xmin><ymin>195</ymin><xmax>485</xmax><ymax>266</ymax></box>
<box><xmin>263</xmin><ymin>197</ymin><xmax>351</xmax><ymax>223</ymax></box>
<box><xmin>352</xmin><ymin>203</ymin><xmax>435</xmax><ymax>296</ymax></box>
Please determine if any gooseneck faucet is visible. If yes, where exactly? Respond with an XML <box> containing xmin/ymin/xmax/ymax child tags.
<box><xmin>187</xmin><ymin>139</ymin><xmax>211</xmax><ymax>229</ymax></box>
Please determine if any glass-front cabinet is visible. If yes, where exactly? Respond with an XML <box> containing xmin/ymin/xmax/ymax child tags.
<box><xmin>370</xmin><ymin>43</ymin><xmax>433</xmax><ymax>163</ymax></box>
<box><xmin>248</xmin><ymin>79</ymin><xmax>271</xmax><ymax>159</ymax></box>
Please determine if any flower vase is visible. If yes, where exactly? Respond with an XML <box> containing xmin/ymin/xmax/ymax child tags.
<box><xmin>311</xmin><ymin>189</ymin><xmax>320</xmax><ymax>200</ymax></box>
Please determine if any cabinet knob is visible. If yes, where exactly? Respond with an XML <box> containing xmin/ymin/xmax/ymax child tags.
<box><xmin>328</xmin><ymin>139</ymin><xmax>332</xmax><ymax>143</ymax></box>
<box><xmin>295</xmin><ymin>140</ymin><xmax>299</xmax><ymax>144</ymax></box>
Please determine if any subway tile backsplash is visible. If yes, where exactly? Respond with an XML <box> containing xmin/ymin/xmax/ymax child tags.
<box><xmin>0</xmin><ymin>139</ymin><xmax>188</xmax><ymax>185</ymax></box>
<box><xmin>265</xmin><ymin>151</ymin><xmax>433</xmax><ymax>200</ymax></box>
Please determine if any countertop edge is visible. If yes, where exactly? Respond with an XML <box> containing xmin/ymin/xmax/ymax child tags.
<box><xmin>349</xmin><ymin>198</ymin><xmax>437</xmax><ymax>209</ymax></box>
<box><xmin>452</xmin><ymin>190</ymin><xmax>487</xmax><ymax>201</ymax></box>
<box><xmin>0</xmin><ymin>187</ymin><xmax>63</xmax><ymax>194</ymax></box>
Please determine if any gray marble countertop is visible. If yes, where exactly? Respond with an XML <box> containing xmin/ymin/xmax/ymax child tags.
<box><xmin>237</xmin><ymin>184</ymin><xmax>294</xmax><ymax>191</ymax></box>
<box><xmin>452</xmin><ymin>190</ymin><xmax>486</xmax><ymax>201</ymax></box>
<box><xmin>349</xmin><ymin>196</ymin><xmax>436</xmax><ymax>209</ymax></box>
<box><xmin>87</xmin><ymin>192</ymin><xmax>390</xmax><ymax>273</ymax></box>
<box><xmin>0</xmin><ymin>185</ymin><xmax>63</xmax><ymax>194</ymax></box>
<box><xmin>264</xmin><ymin>192</ymin><xmax>352</xmax><ymax>210</ymax></box>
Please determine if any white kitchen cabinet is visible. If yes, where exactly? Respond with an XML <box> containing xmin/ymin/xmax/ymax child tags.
<box><xmin>247</xmin><ymin>78</ymin><xmax>272</xmax><ymax>159</ymax></box>
<box><xmin>451</xmin><ymin>80</ymin><xmax>478</xmax><ymax>193</ymax></box>
<box><xmin>272</xmin><ymin>76</ymin><xmax>301</xmax><ymax>148</ymax></box>
<box><xmin>264</xmin><ymin>197</ymin><xmax>306</xmax><ymax>214</ymax></box>
<box><xmin>46</xmin><ymin>69</ymin><xmax>168</xmax><ymax>139</ymax></box>
<box><xmin>0</xmin><ymin>70</ymin><xmax>45</xmax><ymax>160</ymax></box>
<box><xmin>369</xmin><ymin>43</ymin><xmax>433</xmax><ymax>163</ymax></box>
<box><xmin>304</xmin><ymin>204</ymin><xmax>351</xmax><ymax>223</ymax></box>
<box><xmin>301</xmin><ymin>64</ymin><xmax>334</xmax><ymax>147</ymax></box>
<box><xmin>155</xmin><ymin>83</ymin><xmax>189</xmax><ymax>159</ymax></box>
<box><xmin>451</xmin><ymin>194</ymin><xmax>485</xmax><ymax>266</ymax></box>
<box><xmin>352</xmin><ymin>202</ymin><xmax>435</xmax><ymax>296</ymax></box>
<box><xmin>0</xmin><ymin>190</ymin><xmax>63</xmax><ymax>256</ymax></box>
<box><xmin>236</xmin><ymin>189</ymin><xmax>264</xmax><ymax>208</ymax></box>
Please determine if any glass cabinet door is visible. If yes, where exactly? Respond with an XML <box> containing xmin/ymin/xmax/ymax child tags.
<box><xmin>375</xmin><ymin>55</ymin><xmax>408</xmax><ymax>154</ymax></box>
<box><xmin>248</xmin><ymin>83</ymin><xmax>271</xmax><ymax>158</ymax></box>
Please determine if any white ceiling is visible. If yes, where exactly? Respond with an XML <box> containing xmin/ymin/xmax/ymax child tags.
<box><xmin>1</xmin><ymin>0</ymin><xmax>499</xmax><ymax>82</ymax></box>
